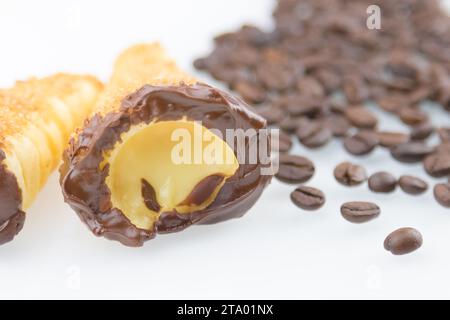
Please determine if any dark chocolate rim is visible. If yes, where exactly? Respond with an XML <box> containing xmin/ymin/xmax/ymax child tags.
<box><xmin>60</xmin><ymin>83</ymin><xmax>271</xmax><ymax>247</ymax></box>
<box><xmin>0</xmin><ymin>149</ymin><xmax>25</xmax><ymax>245</ymax></box>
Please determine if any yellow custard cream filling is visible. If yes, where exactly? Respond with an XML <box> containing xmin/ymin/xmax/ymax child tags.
<box><xmin>104</xmin><ymin>120</ymin><xmax>239</xmax><ymax>230</ymax></box>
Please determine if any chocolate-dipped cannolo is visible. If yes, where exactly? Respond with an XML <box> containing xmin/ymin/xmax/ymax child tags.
<box><xmin>0</xmin><ymin>74</ymin><xmax>103</xmax><ymax>245</ymax></box>
<box><xmin>60</xmin><ymin>43</ymin><xmax>272</xmax><ymax>246</ymax></box>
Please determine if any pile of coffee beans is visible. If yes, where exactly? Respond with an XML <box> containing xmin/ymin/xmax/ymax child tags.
<box><xmin>195</xmin><ymin>0</ymin><xmax>450</xmax><ymax>255</ymax></box>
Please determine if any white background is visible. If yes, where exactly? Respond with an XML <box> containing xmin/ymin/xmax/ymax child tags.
<box><xmin>0</xmin><ymin>0</ymin><xmax>450</xmax><ymax>299</ymax></box>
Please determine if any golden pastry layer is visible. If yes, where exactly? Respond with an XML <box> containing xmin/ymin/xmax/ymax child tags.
<box><xmin>0</xmin><ymin>74</ymin><xmax>102</xmax><ymax>245</ymax></box>
<box><xmin>94</xmin><ymin>43</ymin><xmax>197</xmax><ymax>115</ymax></box>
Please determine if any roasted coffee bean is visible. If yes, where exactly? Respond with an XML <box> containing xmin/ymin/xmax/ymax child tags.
<box><xmin>398</xmin><ymin>175</ymin><xmax>428</xmax><ymax>195</ymax></box>
<box><xmin>344</xmin><ymin>107</ymin><xmax>378</xmax><ymax>129</ymax></box>
<box><xmin>334</xmin><ymin>162</ymin><xmax>368</xmax><ymax>186</ymax></box>
<box><xmin>314</xmin><ymin>68</ymin><xmax>341</xmax><ymax>93</ymax></box>
<box><xmin>408</xmin><ymin>86</ymin><xmax>430</xmax><ymax>104</ymax></box>
<box><xmin>340</xmin><ymin>201</ymin><xmax>380</xmax><ymax>223</ymax></box>
<box><xmin>275</xmin><ymin>154</ymin><xmax>315</xmax><ymax>184</ymax></box>
<box><xmin>323</xmin><ymin>115</ymin><xmax>350</xmax><ymax>137</ymax></box>
<box><xmin>391</xmin><ymin>142</ymin><xmax>434</xmax><ymax>163</ymax></box>
<box><xmin>423</xmin><ymin>154</ymin><xmax>450</xmax><ymax>178</ymax></box>
<box><xmin>290</xmin><ymin>186</ymin><xmax>325</xmax><ymax>210</ymax></box>
<box><xmin>435</xmin><ymin>142</ymin><xmax>450</xmax><ymax>155</ymax></box>
<box><xmin>193</xmin><ymin>57</ymin><xmax>209</xmax><ymax>70</ymax></box>
<box><xmin>261</xmin><ymin>47</ymin><xmax>286</xmax><ymax>63</ymax></box>
<box><xmin>233</xmin><ymin>81</ymin><xmax>267</xmax><ymax>104</ymax></box>
<box><xmin>296</xmin><ymin>76</ymin><xmax>325</xmax><ymax>97</ymax></box>
<box><xmin>376</xmin><ymin>131</ymin><xmax>409</xmax><ymax>148</ymax></box>
<box><xmin>208</xmin><ymin>64</ymin><xmax>239</xmax><ymax>83</ymax></box>
<box><xmin>410</xmin><ymin>122</ymin><xmax>434</xmax><ymax>141</ymax></box>
<box><xmin>370</xmin><ymin>85</ymin><xmax>387</xmax><ymax>100</ymax></box>
<box><xmin>256</xmin><ymin>63</ymin><xmax>295</xmax><ymax>91</ymax></box>
<box><xmin>434</xmin><ymin>183</ymin><xmax>450</xmax><ymax>208</ymax></box>
<box><xmin>368</xmin><ymin>172</ymin><xmax>397</xmax><ymax>193</ymax></box>
<box><xmin>329</xmin><ymin>100</ymin><xmax>347</xmax><ymax>114</ymax></box>
<box><xmin>256</xmin><ymin>105</ymin><xmax>285</xmax><ymax>125</ymax></box>
<box><xmin>343</xmin><ymin>131</ymin><xmax>378</xmax><ymax>156</ymax></box>
<box><xmin>377</xmin><ymin>95</ymin><xmax>409</xmax><ymax>113</ymax></box>
<box><xmin>437</xmin><ymin>127</ymin><xmax>450</xmax><ymax>142</ymax></box>
<box><xmin>296</xmin><ymin>121</ymin><xmax>332</xmax><ymax>148</ymax></box>
<box><xmin>284</xmin><ymin>95</ymin><xmax>322</xmax><ymax>117</ymax></box>
<box><xmin>228</xmin><ymin>46</ymin><xmax>261</xmax><ymax>67</ymax></box>
<box><xmin>239</xmin><ymin>26</ymin><xmax>278</xmax><ymax>47</ymax></box>
<box><xmin>278</xmin><ymin>116</ymin><xmax>304</xmax><ymax>133</ymax></box>
<box><xmin>277</xmin><ymin>131</ymin><xmax>293</xmax><ymax>153</ymax></box>
<box><xmin>384</xmin><ymin>227</ymin><xmax>423</xmax><ymax>255</ymax></box>
<box><xmin>343</xmin><ymin>76</ymin><xmax>369</xmax><ymax>104</ymax></box>
<box><xmin>398</xmin><ymin>107</ymin><xmax>428</xmax><ymax>126</ymax></box>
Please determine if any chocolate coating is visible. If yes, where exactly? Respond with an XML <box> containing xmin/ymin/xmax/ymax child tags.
<box><xmin>0</xmin><ymin>150</ymin><xmax>25</xmax><ymax>245</ymax></box>
<box><xmin>60</xmin><ymin>83</ymin><xmax>271</xmax><ymax>246</ymax></box>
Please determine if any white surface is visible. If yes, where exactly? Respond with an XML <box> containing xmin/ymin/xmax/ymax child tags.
<box><xmin>0</xmin><ymin>0</ymin><xmax>450</xmax><ymax>300</ymax></box>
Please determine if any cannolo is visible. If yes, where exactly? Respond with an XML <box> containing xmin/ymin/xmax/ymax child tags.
<box><xmin>0</xmin><ymin>74</ymin><xmax>103</xmax><ymax>245</ymax></box>
<box><xmin>60</xmin><ymin>43</ymin><xmax>272</xmax><ymax>246</ymax></box>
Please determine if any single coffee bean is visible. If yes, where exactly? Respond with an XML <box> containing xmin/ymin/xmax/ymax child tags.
<box><xmin>398</xmin><ymin>175</ymin><xmax>428</xmax><ymax>195</ymax></box>
<box><xmin>277</xmin><ymin>131</ymin><xmax>293</xmax><ymax>153</ymax></box>
<box><xmin>228</xmin><ymin>46</ymin><xmax>261</xmax><ymax>67</ymax></box>
<box><xmin>435</xmin><ymin>142</ymin><xmax>450</xmax><ymax>155</ymax></box>
<box><xmin>256</xmin><ymin>105</ymin><xmax>285</xmax><ymax>125</ymax></box>
<box><xmin>340</xmin><ymin>201</ymin><xmax>380</xmax><ymax>223</ymax></box>
<box><xmin>343</xmin><ymin>130</ymin><xmax>378</xmax><ymax>155</ymax></box>
<box><xmin>376</xmin><ymin>131</ymin><xmax>410</xmax><ymax>148</ymax></box>
<box><xmin>323</xmin><ymin>114</ymin><xmax>351</xmax><ymax>137</ymax></box>
<box><xmin>377</xmin><ymin>94</ymin><xmax>409</xmax><ymax>113</ymax></box>
<box><xmin>329</xmin><ymin>100</ymin><xmax>347</xmax><ymax>114</ymax></box>
<box><xmin>368</xmin><ymin>171</ymin><xmax>397</xmax><ymax>193</ymax></box>
<box><xmin>275</xmin><ymin>154</ymin><xmax>315</xmax><ymax>184</ymax></box>
<box><xmin>434</xmin><ymin>183</ymin><xmax>450</xmax><ymax>208</ymax></box>
<box><xmin>314</xmin><ymin>68</ymin><xmax>341</xmax><ymax>93</ymax></box>
<box><xmin>398</xmin><ymin>107</ymin><xmax>428</xmax><ymax>126</ymax></box>
<box><xmin>342</xmin><ymin>76</ymin><xmax>369</xmax><ymax>104</ymax></box>
<box><xmin>391</xmin><ymin>142</ymin><xmax>434</xmax><ymax>163</ymax></box>
<box><xmin>208</xmin><ymin>64</ymin><xmax>238</xmax><ymax>83</ymax></box>
<box><xmin>423</xmin><ymin>154</ymin><xmax>450</xmax><ymax>178</ymax></box>
<box><xmin>334</xmin><ymin>162</ymin><xmax>368</xmax><ymax>186</ymax></box>
<box><xmin>407</xmin><ymin>86</ymin><xmax>430</xmax><ymax>104</ymax></box>
<box><xmin>284</xmin><ymin>95</ymin><xmax>322</xmax><ymax>117</ymax></box>
<box><xmin>369</xmin><ymin>85</ymin><xmax>387</xmax><ymax>100</ymax></box>
<box><xmin>233</xmin><ymin>80</ymin><xmax>267</xmax><ymax>104</ymax></box>
<box><xmin>296</xmin><ymin>76</ymin><xmax>325</xmax><ymax>97</ymax></box>
<box><xmin>344</xmin><ymin>107</ymin><xmax>378</xmax><ymax>129</ymax></box>
<box><xmin>437</xmin><ymin>127</ymin><xmax>450</xmax><ymax>142</ymax></box>
<box><xmin>410</xmin><ymin>122</ymin><xmax>434</xmax><ymax>141</ymax></box>
<box><xmin>193</xmin><ymin>57</ymin><xmax>209</xmax><ymax>70</ymax></box>
<box><xmin>296</xmin><ymin>121</ymin><xmax>332</xmax><ymax>148</ymax></box>
<box><xmin>290</xmin><ymin>186</ymin><xmax>325</xmax><ymax>210</ymax></box>
<box><xmin>384</xmin><ymin>77</ymin><xmax>417</xmax><ymax>91</ymax></box>
<box><xmin>278</xmin><ymin>116</ymin><xmax>304</xmax><ymax>133</ymax></box>
<box><xmin>384</xmin><ymin>227</ymin><xmax>423</xmax><ymax>255</ymax></box>
<box><xmin>256</xmin><ymin>63</ymin><xmax>295</xmax><ymax>91</ymax></box>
